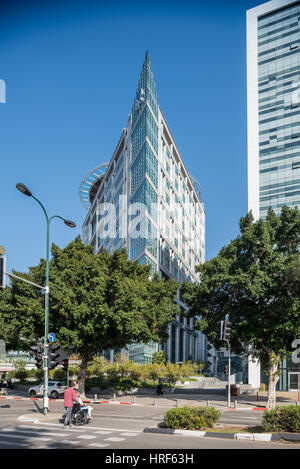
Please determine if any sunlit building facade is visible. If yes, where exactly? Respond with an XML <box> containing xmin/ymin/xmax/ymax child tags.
<box><xmin>247</xmin><ymin>0</ymin><xmax>300</xmax><ymax>390</ymax></box>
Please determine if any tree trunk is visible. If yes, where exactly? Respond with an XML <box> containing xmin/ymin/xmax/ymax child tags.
<box><xmin>78</xmin><ymin>357</ymin><xmax>87</xmax><ymax>399</ymax></box>
<box><xmin>266</xmin><ymin>350</ymin><xmax>280</xmax><ymax>409</ymax></box>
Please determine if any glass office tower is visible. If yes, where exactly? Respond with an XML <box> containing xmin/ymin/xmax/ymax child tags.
<box><xmin>80</xmin><ymin>52</ymin><xmax>206</xmax><ymax>365</ymax></box>
<box><xmin>247</xmin><ymin>0</ymin><xmax>300</xmax><ymax>389</ymax></box>
<box><xmin>247</xmin><ymin>0</ymin><xmax>300</xmax><ymax>220</ymax></box>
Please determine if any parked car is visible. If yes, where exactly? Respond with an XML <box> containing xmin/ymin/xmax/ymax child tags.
<box><xmin>0</xmin><ymin>379</ymin><xmax>13</xmax><ymax>389</ymax></box>
<box><xmin>28</xmin><ymin>381</ymin><xmax>67</xmax><ymax>399</ymax></box>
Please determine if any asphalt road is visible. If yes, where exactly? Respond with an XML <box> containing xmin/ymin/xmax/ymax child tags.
<box><xmin>0</xmin><ymin>398</ymin><xmax>299</xmax><ymax>451</ymax></box>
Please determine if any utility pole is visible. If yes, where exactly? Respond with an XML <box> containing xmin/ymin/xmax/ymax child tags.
<box><xmin>16</xmin><ymin>183</ymin><xmax>76</xmax><ymax>415</ymax></box>
<box><xmin>222</xmin><ymin>314</ymin><xmax>232</xmax><ymax>407</ymax></box>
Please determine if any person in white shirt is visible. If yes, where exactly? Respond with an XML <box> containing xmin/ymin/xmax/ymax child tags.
<box><xmin>75</xmin><ymin>389</ymin><xmax>93</xmax><ymax>420</ymax></box>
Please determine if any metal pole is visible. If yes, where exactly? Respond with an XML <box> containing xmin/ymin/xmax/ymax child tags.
<box><xmin>43</xmin><ymin>218</ymin><xmax>50</xmax><ymax>415</ymax></box>
<box><xmin>227</xmin><ymin>341</ymin><xmax>231</xmax><ymax>408</ymax></box>
<box><xmin>16</xmin><ymin>186</ymin><xmax>75</xmax><ymax>416</ymax></box>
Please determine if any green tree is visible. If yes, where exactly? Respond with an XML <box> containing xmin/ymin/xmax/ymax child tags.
<box><xmin>0</xmin><ymin>237</ymin><xmax>179</xmax><ymax>396</ymax></box>
<box><xmin>12</xmin><ymin>358</ymin><xmax>28</xmax><ymax>382</ymax></box>
<box><xmin>182</xmin><ymin>207</ymin><xmax>300</xmax><ymax>409</ymax></box>
<box><xmin>152</xmin><ymin>350</ymin><xmax>167</xmax><ymax>365</ymax></box>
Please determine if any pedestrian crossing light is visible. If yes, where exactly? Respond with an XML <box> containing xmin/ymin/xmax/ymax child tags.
<box><xmin>30</xmin><ymin>344</ymin><xmax>43</xmax><ymax>369</ymax></box>
<box><xmin>62</xmin><ymin>358</ymin><xmax>69</xmax><ymax>372</ymax></box>
<box><xmin>223</xmin><ymin>320</ymin><xmax>232</xmax><ymax>341</ymax></box>
<box><xmin>49</xmin><ymin>344</ymin><xmax>61</xmax><ymax>370</ymax></box>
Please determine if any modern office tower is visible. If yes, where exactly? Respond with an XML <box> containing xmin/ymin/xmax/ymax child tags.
<box><xmin>247</xmin><ymin>0</ymin><xmax>300</xmax><ymax>390</ymax></box>
<box><xmin>80</xmin><ymin>52</ymin><xmax>206</xmax><ymax>365</ymax></box>
<box><xmin>247</xmin><ymin>0</ymin><xmax>300</xmax><ymax>220</ymax></box>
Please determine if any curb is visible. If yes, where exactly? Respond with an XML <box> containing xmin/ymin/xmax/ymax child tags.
<box><xmin>0</xmin><ymin>395</ymin><xmax>139</xmax><ymax>406</ymax></box>
<box><xmin>143</xmin><ymin>427</ymin><xmax>300</xmax><ymax>442</ymax></box>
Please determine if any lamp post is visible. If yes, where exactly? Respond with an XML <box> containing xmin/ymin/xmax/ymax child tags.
<box><xmin>16</xmin><ymin>183</ymin><xmax>76</xmax><ymax>415</ymax></box>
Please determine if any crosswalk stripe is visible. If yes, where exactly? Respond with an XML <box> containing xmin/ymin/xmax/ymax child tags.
<box><xmin>2</xmin><ymin>428</ymin><xmax>71</xmax><ymax>437</ymax></box>
<box><xmin>0</xmin><ymin>433</ymin><xmax>51</xmax><ymax>442</ymax></box>
<box><xmin>0</xmin><ymin>440</ymin><xmax>29</xmax><ymax>447</ymax></box>
<box><xmin>76</xmin><ymin>434</ymin><xmax>97</xmax><ymax>440</ymax></box>
<box><xmin>89</xmin><ymin>443</ymin><xmax>110</xmax><ymax>448</ymax></box>
<box><xmin>60</xmin><ymin>440</ymin><xmax>80</xmax><ymax>445</ymax></box>
<box><xmin>104</xmin><ymin>437</ymin><xmax>124</xmax><ymax>442</ymax></box>
<box><xmin>18</xmin><ymin>424</ymin><xmax>85</xmax><ymax>432</ymax></box>
<box><xmin>94</xmin><ymin>431</ymin><xmax>112</xmax><ymax>435</ymax></box>
<box><xmin>120</xmin><ymin>432</ymin><xmax>139</xmax><ymax>437</ymax></box>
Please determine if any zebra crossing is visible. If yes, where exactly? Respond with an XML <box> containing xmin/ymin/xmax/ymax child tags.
<box><xmin>0</xmin><ymin>422</ymin><xmax>142</xmax><ymax>449</ymax></box>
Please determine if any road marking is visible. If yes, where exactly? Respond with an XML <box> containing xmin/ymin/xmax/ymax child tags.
<box><xmin>0</xmin><ymin>440</ymin><xmax>30</xmax><ymax>447</ymax></box>
<box><xmin>2</xmin><ymin>428</ymin><xmax>71</xmax><ymax>437</ymax></box>
<box><xmin>120</xmin><ymin>432</ymin><xmax>139</xmax><ymax>437</ymax></box>
<box><xmin>76</xmin><ymin>434</ymin><xmax>97</xmax><ymax>440</ymax></box>
<box><xmin>0</xmin><ymin>433</ymin><xmax>51</xmax><ymax>441</ymax></box>
<box><xmin>94</xmin><ymin>430</ymin><xmax>112</xmax><ymax>435</ymax></box>
<box><xmin>60</xmin><ymin>440</ymin><xmax>81</xmax><ymax>445</ymax></box>
<box><xmin>19</xmin><ymin>423</ymin><xmax>86</xmax><ymax>432</ymax></box>
<box><xmin>93</xmin><ymin>413</ymin><xmax>162</xmax><ymax>419</ymax></box>
<box><xmin>104</xmin><ymin>437</ymin><xmax>125</xmax><ymax>442</ymax></box>
<box><xmin>89</xmin><ymin>443</ymin><xmax>110</xmax><ymax>448</ymax></box>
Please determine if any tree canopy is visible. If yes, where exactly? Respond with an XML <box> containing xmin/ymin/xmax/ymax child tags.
<box><xmin>182</xmin><ymin>207</ymin><xmax>300</xmax><ymax>408</ymax></box>
<box><xmin>0</xmin><ymin>236</ymin><xmax>179</xmax><ymax>394</ymax></box>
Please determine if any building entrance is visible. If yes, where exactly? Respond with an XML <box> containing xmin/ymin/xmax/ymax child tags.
<box><xmin>288</xmin><ymin>372</ymin><xmax>300</xmax><ymax>391</ymax></box>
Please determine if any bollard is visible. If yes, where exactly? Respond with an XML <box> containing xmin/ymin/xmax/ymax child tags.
<box><xmin>113</xmin><ymin>393</ymin><xmax>116</xmax><ymax>401</ymax></box>
<box><xmin>234</xmin><ymin>400</ymin><xmax>237</xmax><ymax>409</ymax></box>
<box><xmin>133</xmin><ymin>396</ymin><xmax>136</xmax><ymax>405</ymax></box>
<box><xmin>176</xmin><ymin>399</ymin><xmax>179</xmax><ymax>408</ymax></box>
<box><xmin>207</xmin><ymin>400</ymin><xmax>210</xmax><ymax>407</ymax></box>
<box><xmin>256</xmin><ymin>392</ymin><xmax>259</xmax><ymax>402</ymax></box>
<box><xmin>154</xmin><ymin>398</ymin><xmax>157</xmax><ymax>406</ymax></box>
<box><xmin>94</xmin><ymin>394</ymin><xmax>97</xmax><ymax>401</ymax></box>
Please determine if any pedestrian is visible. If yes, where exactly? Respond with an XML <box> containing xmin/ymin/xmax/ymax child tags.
<box><xmin>156</xmin><ymin>382</ymin><xmax>165</xmax><ymax>396</ymax></box>
<box><xmin>63</xmin><ymin>380</ymin><xmax>77</xmax><ymax>428</ymax></box>
<box><xmin>75</xmin><ymin>389</ymin><xmax>93</xmax><ymax>421</ymax></box>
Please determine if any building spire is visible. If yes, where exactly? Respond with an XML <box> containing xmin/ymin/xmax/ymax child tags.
<box><xmin>132</xmin><ymin>51</ymin><xmax>159</xmax><ymax>122</ymax></box>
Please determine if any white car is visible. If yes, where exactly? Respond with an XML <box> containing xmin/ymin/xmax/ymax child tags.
<box><xmin>28</xmin><ymin>381</ymin><xmax>67</xmax><ymax>399</ymax></box>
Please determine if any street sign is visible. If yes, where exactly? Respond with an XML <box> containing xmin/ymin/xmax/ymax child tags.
<box><xmin>48</xmin><ymin>333</ymin><xmax>55</xmax><ymax>343</ymax></box>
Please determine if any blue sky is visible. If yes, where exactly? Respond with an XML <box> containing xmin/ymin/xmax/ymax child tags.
<box><xmin>0</xmin><ymin>0</ymin><xmax>263</xmax><ymax>276</ymax></box>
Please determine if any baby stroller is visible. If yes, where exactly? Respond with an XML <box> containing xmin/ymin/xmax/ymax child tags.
<box><xmin>71</xmin><ymin>402</ymin><xmax>90</xmax><ymax>426</ymax></box>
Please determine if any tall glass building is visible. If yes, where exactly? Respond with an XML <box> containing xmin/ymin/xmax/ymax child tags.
<box><xmin>80</xmin><ymin>52</ymin><xmax>206</xmax><ymax>365</ymax></box>
<box><xmin>247</xmin><ymin>0</ymin><xmax>300</xmax><ymax>220</ymax></box>
<box><xmin>247</xmin><ymin>0</ymin><xmax>300</xmax><ymax>390</ymax></box>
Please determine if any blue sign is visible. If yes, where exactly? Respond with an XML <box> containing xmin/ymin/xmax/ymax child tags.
<box><xmin>48</xmin><ymin>333</ymin><xmax>55</xmax><ymax>343</ymax></box>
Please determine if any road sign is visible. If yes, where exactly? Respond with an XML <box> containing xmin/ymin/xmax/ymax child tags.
<box><xmin>48</xmin><ymin>333</ymin><xmax>55</xmax><ymax>343</ymax></box>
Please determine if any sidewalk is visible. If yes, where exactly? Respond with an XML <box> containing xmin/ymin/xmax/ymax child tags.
<box><xmin>84</xmin><ymin>390</ymin><xmax>300</xmax><ymax>410</ymax></box>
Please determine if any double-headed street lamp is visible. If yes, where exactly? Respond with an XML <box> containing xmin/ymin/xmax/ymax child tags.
<box><xmin>16</xmin><ymin>182</ymin><xmax>76</xmax><ymax>415</ymax></box>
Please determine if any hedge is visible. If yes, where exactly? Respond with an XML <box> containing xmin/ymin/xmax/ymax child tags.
<box><xmin>262</xmin><ymin>406</ymin><xmax>300</xmax><ymax>433</ymax></box>
<box><xmin>163</xmin><ymin>406</ymin><xmax>221</xmax><ymax>430</ymax></box>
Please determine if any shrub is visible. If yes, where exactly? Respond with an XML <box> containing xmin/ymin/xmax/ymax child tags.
<box><xmin>163</xmin><ymin>406</ymin><xmax>221</xmax><ymax>430</ymax></box>
<box><xmin>12</xmin><ymin>359</ymin><xmax>28</xmax><ymax>382</ymax></box>
<box><xmin>262</xmin><ymin>406</ymin><xmax>300</xmax><ymax>433</ymax></box>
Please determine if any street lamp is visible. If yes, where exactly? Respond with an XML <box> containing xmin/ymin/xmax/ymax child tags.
<box><xmin>16</xmin><ymin>182</ymin><xmax>76</xmax><ymax>415</ymax></box>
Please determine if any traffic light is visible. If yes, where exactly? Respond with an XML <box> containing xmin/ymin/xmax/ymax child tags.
<box><xmin>223</xmin><ymin>320</ymin><xmax>231</xmax><ymax>341</ymax></box>
<box><xmin>62</xmin><ymin>358</ymin><xmax>69</xmax><ymax>372</ymax></box>
<box><xmin>0</xmin><ymin>256</ymin><xmax>6</xmax><ymax>289</ymax></box>
<box><xmin>49</xmin><ymin>344</ymin><xmax>61</xmax><ymax>370</ymax></box>
<box><xmin>30</xmin><ymin>344</ymin><xmax>43</xmax><ymax>369</ymax></box>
